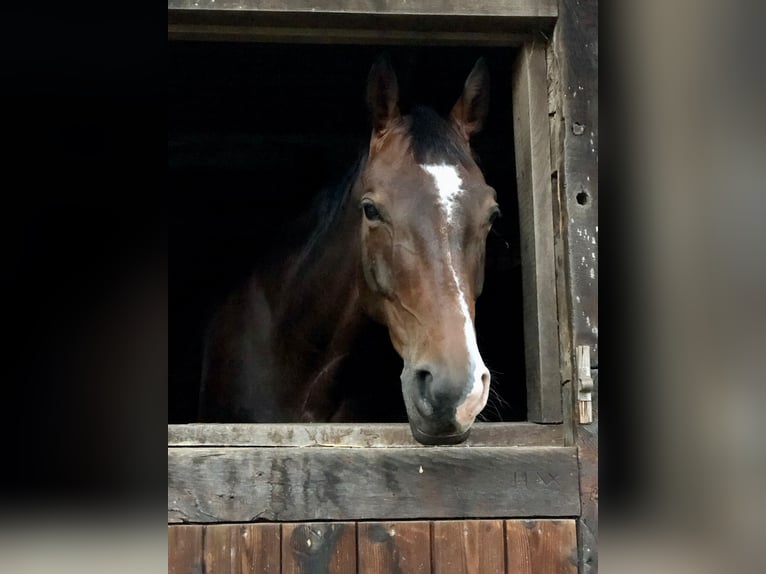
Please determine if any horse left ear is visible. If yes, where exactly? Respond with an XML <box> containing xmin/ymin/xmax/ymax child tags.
<box><xmin>367</xmin><ymin>55</ymin><xmax>400</xmax><ymax>136</ymax></box>
<box><xmin>450</xmin><ymin>58</ymin><xmax>490</xmax><ymax>143</ymax></box>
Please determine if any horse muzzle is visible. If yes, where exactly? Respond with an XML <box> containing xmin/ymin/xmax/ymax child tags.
<box><xmin>401</xmin><ymin>364</ymin><xmax>484</xmax><ymax>445</ymax></box>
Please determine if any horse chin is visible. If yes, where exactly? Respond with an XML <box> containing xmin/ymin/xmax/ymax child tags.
<box><xmin>409</xmin><ymin>422</ymin><xmax>471</xmax><ymax>446</ymax></box>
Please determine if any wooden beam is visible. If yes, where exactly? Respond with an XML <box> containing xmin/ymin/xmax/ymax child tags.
<box><xmin>168</xmin><ymin>446</ymin><xmax>579</xmax><ymax>522</ymax></box>
<box><xmin>168</xmin><ymin>1</ymin><xmax>557</xmax><ymax>46</ymax></box>
<box><xmin>167</xmin><ymin>0</ymin><xmax>558</xmax><ymax>18</ymax></box>
<box><xmin>512</xmin><ymin>41</ymin><xmax>562</xmax><ymax>422</ymax></box>
<box><xmin>549</xmin><ymin>0</ymin><xmax>599</xmax><ymax>571</ymax></box>
<box><xmin>168</xmin><ymin>422</ymin><xmax>566</xmax><ymax>448</ymax></box>
<box><xmin>168</xmin><ymin>24</ymin><xmax>533</xmax><ymax>46</ymax></box>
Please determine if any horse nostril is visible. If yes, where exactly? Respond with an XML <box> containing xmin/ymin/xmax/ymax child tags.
<box><xmin>415</xmin><ymin>369</ymin><xmax>433</xmax><ymax>385</ymax></box>
<box><xmin>481</xmin><ymin>372</ymin><xmax>490</xmax><ymax>387</ymax></box>
<box><xmin>415</xmin><ymin>369</ymin><xmax>433</xmax><ymax>397</ymax></box>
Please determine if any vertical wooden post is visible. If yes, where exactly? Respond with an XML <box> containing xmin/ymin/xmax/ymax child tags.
<box><xmin>550</xmin><ymin>0</ymin><xmax>599</xmax><ymax>571</ymax></box>
<box><xmin>512</xmin><ymin>41</ymin><xmax>562</xmax><ymax>423</ymax></box>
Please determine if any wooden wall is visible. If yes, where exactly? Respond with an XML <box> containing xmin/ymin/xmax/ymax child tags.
<box><xmin>169</xmin><ymin>519</ymin><xmax>577</xmax><ymax>573</ymax></box>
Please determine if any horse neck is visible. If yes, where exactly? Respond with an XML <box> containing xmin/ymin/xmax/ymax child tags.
<box><xmin>275</xmin><ymin>176</ymin><xmax>366</xmax><ymax>356</ymax></box>
<box><xmin>267</xmin><ymin>178</ymin><xmax>367</xmax><ymax>421</ymax></box>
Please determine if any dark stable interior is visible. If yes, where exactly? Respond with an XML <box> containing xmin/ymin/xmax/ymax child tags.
<box><xmin>169</xmin><ymin>42</ymin><xmax>527</xmax><ymax>423</ymax></box>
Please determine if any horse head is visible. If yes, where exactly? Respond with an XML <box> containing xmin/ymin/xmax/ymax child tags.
<box><xmin>356</xmin><ymin>57</ymin><xmax>499</xmax><ymax>444</ymax></box>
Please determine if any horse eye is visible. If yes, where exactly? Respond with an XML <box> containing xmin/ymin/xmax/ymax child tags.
<box><xmin>362</xmin><ymin>200</ymin><xmax>383</xmax><ymax>222</ymax></box>
<box><xmin>488</xmin><ymin>207</ymin><xmax>502</xmax><ymax>226</ymax></box>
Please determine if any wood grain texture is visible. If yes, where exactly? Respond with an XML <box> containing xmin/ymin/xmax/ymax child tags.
<box><xmin>512</xmin><ymin>41</ymin><xmax>562</xmax><ymax>423</ymax></box>
<box><xmin>204</xmin><ymin>524</ymin><xmax>281</xmax><ymax>574</ymax></box>
<box><xmin>168</xmin><ymin>2</ymin><xmax>556</xmax><ymax>46</ymax></box>
<box><xmin>432</xmin><ymin>520</ymin><xmax>505</xmax><ymax>574</ymax></box>
<box><xmin>552</xmin><ymin>0</ymin><xmax>599</xmax><ymax>367</ymax></box>
<box><xmin>282</xmin><ymin>522</ymin><xmax>356</xmax><ymax>574</ymax></box>
<box><xmin>168</xmin><ymin>525</ymin><xmax>204</xmax><ymax>574</ymax></box>
<box><xmin>168</xmin><ymin>446</ymin><xmax>579</xmax><ymax>522</ymax></box>
<box><xmin>167</xmin><ymin>0</ymin><xmax>558</xmax><ymax>17</ymax></box>
<box><xmin>358</xmin><ymin>521</ymin><xmax>431</xmax><ymax>574</ymax></box>
<box><xmin>505</xmin><ymin>520</ymin><xmax>577</xmax><ymax>574</ymax></box>
<box><xmin>168</xmin><ymin>422</ymin><xmax>566</xmax><ymax>448</ymax></box>
<box><xmin>576</xmin><ymin>372</ymin><xmax>598</xmax><ymax>573</ymax></box>
<box><xmin>168</xmin><ymin>25</ymin><xmax>535</xmax><ymax>47</ymax></box>
<box><xmin>550</xmin><ymin>0</ymin><xmax>599</xmax><ymax>570</ymax></box>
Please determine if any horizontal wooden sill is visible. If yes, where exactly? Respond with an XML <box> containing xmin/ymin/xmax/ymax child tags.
<box><xmin>168</xmin><ymin>422</ymin><xmax>567</xmax><ymax>448</ymax></box>
<box><xmin>169</xmin><ymin>443</ymin><xmax>579</xmax><ymax>522</ymax></box>
<box><xmin>168</xmin><ymin>1</ymin><xmax>557</xmax><ymax>45</ymax></box>
<box><xmin>167</xmin><ymin>0</ymin><xmax>557</xmax><ymax>18</ymax></box>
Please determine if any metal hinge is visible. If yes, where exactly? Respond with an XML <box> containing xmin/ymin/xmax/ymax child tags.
<box><xmin>576</xmin><ymin>345</ymin><xmax>594</xmax><ymax>424</ymax></box>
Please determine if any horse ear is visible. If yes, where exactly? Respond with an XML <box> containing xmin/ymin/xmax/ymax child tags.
<box><xmin>450</xmin><ymin>58</ymin><xmax>490</xmax><ymax>142</ymax></box>
<box><xmin>367</xmin><ymin>55</ymin><xmax>400</xmax><ymax>135</ymax></box>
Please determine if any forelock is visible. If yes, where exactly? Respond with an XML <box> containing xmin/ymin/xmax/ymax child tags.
<box><xmin>406</xmin><ymin>107</ymin><xmax>473</xmax><ymax>167</ymax></box>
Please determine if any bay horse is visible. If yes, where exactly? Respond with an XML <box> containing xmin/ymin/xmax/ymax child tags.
<box><xmin>199</xmin><ymin>57</ymin><xmax>501</xmax><ymax>445</ymax></box>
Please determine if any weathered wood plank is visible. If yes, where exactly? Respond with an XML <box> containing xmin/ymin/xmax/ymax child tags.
<box><xmin>168</xmin><ymin>524</ymin><xmax>203</xmax><ymax>574</ymax></box>
<box><xmin>550</xmin><ymin>0</ymin><xmax>599</xmax><ymax>570</ymax></box>
<box><xmin>202</xmin><ymin>524</ymin><xmax>281</xmax><ymax>574</ymax></box>
<box><xmin>167</xmin><ymin>0</ymin><xmax>557</xmax><ymax>18</ymax></box>
<box><xmin>168</xmin><ymin>1</ymin><xmax>556</xmax><ymax>45</ymax></box>
<box><xmin>168</xmin><ymin>446</ymin><xmax>579</xmax><ymax>522</ymax></box>
<box><xmin>168</xmin><ymin>24</ymin><xmax>533</xmax><ymax>47</ymax></box>
<box><xmin>432</xmin><ymin>520</ymin><xmax>505</xmax><ymax>574</ymax></box>
<box><xmin>282</xmin><ymin>522</ymin><xmax>356</xmax><ymax>574</ymax></box>
<box><xmin>505</xmin><ymin>520</ymin><xmax>577</xmax><ymax>574</ymax></box>
<box><xmin>168</xmin><ymin>422</ymin><xmax>566</xmax><ymax>448</ymax></box>
<box><xmin>552</xmin><ymin>0</ymin><xmax>599</xmax><ymax>367</ymax></box>
<box><xmin>512</xmin><ymin>41</ymin><xmax>562</xmax><ymax>423</ymax></box>
<box><xmin>576</xmin><ymin>371</ymin><xmax>598</xmax><ymax>573</ymax></box>
<box><xmin>358</xmin><ymin>522</ymin><xmax>431</xmax><ymax>574</ymax></box>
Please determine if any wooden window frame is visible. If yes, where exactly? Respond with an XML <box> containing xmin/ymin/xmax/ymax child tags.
<box><xmin>168</xmin><ymin>0</ymin><xmax>578</xmax><ymax>524</ymax></box>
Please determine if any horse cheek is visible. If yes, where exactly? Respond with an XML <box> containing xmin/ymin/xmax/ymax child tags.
<box><xmin>474</xmin><ymin>246</ymin><xmax>487</xmax><ymax>297</ymax></box>
<box><xmin>362</xmin><ymin>230</ymin><xmax>396</xmax><ymax>297</ymax></box>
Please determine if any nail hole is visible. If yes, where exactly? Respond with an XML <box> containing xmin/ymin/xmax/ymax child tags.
<box><xmin>576</xmin><ymin>191</ymin><xmax>589</xmax><ymax>206</ymax></box>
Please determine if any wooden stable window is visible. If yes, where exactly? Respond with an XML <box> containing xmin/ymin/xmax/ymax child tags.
<box><xmin>168</xmin><ymin>0</ymin><xmax>577</xmax><ymax>526</ymax></box>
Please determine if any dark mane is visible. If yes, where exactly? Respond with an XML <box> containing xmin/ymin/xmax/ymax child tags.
<box><xmin>407</xmin><ymin>106</ymin><xmax>473</xmax><ymax>167</ymax></box>
<box><xmin>288</xmin><ymin>151</ymin><xmax>367</xmax><ymax>279</ymax></box>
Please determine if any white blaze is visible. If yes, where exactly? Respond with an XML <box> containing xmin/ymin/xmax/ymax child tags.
<box><xmin>420</xmin><ymin>164</ymin><xmax>490</xmax><ymax>424</ymax></box>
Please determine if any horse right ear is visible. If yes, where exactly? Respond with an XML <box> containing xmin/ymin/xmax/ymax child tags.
<box><xmin>367</xmin><ymin>56</ymin><xmax>400</xmax><ymax>136</ymax></box>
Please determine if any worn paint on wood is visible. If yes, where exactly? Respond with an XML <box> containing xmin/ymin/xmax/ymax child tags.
<box><xmin>505</xmin><ymin>520</ymin><xmax>577</xmax><ymax>574</ymax></box>
<box><xmin>282</xmin><ymin>522</ymin><xmax>356</xmax><ymax>574</ymax></box>
<box><xmin>432</xmin><ymin>520</ymin><xmax>505</xmax><ymax>574</ymax></box>
<box><xmin>168</xmin><ymin>422</ymin><xmax>567</xmax><ymax>448</ymax></box>
<box><xmin>358</xmin><ymin>521</ymin><xmax>431</xmax><ymax>574</ymax></box>
<box><xmin>168</xmin><ymin>446</ymin><xmax>580</xmax><ymax>522</ymax></box>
